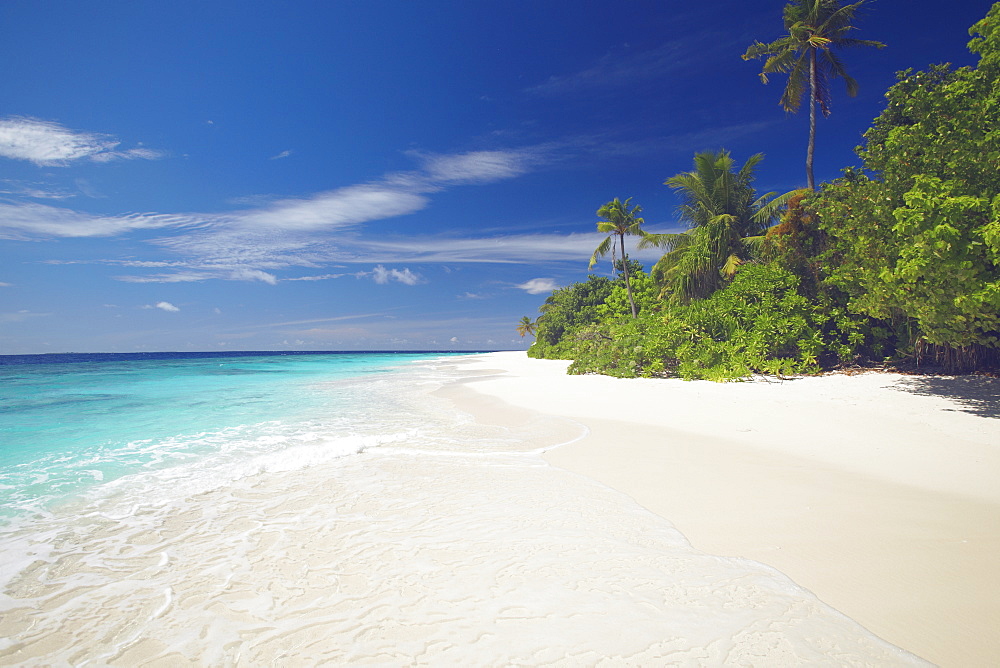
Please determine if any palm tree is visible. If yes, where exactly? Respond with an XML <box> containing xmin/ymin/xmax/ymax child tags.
<box><xmin>640</xmin><ymin>150</ymin><xmax>791</xmax><ymax>302</ymax></box>
<box><xmin>742</xmin><ymin>0</ymin><xmax>884</xmax><ymax>190</ymax></box>
<box><xmin>516</xmin><ymin>315</ymin><xmax>538</xmax><ymax>338</ymax></box>
<box><xmin>589</xmin><ymin>197</ymin><xmax>646</xmax><ymax>318</ymax></box>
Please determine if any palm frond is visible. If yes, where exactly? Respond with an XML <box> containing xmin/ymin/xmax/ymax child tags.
<box><xmin>588</xmin><ymin>235</ymin><xmax>613</xmax><ymax>270</ymax></box>
<box><xmin>751</xmin><ymin>189</ymin><xmax>797</xmax><ymax>226</ymax></box>
<box><xmin>637</xmin><ymin>231</ymin><xmax>686</xmax><ymax>251</ymax></box>
<box><xmin>721</xmin><ymin>253</ymin><xmax>744</xmax><ymax>278</ymax></box>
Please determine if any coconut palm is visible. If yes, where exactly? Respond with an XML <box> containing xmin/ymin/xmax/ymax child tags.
<box><xmin>742</xmin><ymin>0</ymin><xmax>884</xmax><ymax>190</ymax></box>
<box><xmin>589</xmin><ymin>197</ymin><xmax>646</xmax><ymax>318</ymax></box>
<box><xmin>516</xmin><ymin>315</ymin><xmax>539</xmax><ymax>338</ymax></box>
<box><xmin>640</xmin><ymin>150</ymin><xmax>791</xmax><ymax>303</ymax></box>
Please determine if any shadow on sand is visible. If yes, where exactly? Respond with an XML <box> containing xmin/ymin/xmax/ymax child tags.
<box><xmin>891</xmin><ymin>374</ymin><xmax>1000</xmax><ymax>419</ymax></box>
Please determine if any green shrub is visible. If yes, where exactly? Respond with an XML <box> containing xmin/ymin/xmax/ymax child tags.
<box><xmin>569</xmin><ymin>264</ymin><xmax>868</xmax><ymax>380</ymax></box>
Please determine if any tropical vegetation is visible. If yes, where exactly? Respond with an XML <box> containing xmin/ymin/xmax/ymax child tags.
<box><xmin>525</xmin><ymin>3</ymin><xmax>1000</xmax><ymax>380</ymax></box>
<box><xmin>641</xmin><ymin>150</ymin><xmax>792</xmax><ymax>303</ymax></box>
<box><xmin>589</xmin><ymin>197</ymin><xmax>648</xmax><ymax>318</ymax></box>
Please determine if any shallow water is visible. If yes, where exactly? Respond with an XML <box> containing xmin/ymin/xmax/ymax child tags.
<box><xmin>0</xmin><ymin>352</ymin><xmax>928</xmax><ymax>665</ymax></box>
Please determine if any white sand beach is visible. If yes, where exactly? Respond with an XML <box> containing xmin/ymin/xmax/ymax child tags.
<box><xmin>448</xmin><ymin>351</ymin><xmax>1000</xmax><ymax>667</ymax></box>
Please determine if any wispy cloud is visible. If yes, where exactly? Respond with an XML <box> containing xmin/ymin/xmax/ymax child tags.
<box><xmin>526</xmin><ymin>41</ymin><xmax>694</xmax><ymax>97</ymax></box>
<box><xmin>0</xmin><ymin>179</ymin><xmax>76</xmax><ymax>200</ymax></box>
<box><xmin>284</xmin><ymin>273</ymin><xmax>349</xmax><ymax>282</ymax></box>
<box><xmin>0</xmin><ymin>202</ymin><xmax>199</xmax><ymax>241</ymax></box>
<box><xmin>229</xmin><ymin>268</ymin><xmax>278</xmax><ymax>284</ymax></box>
<box><xmin>269</xmin><ymin>149</ymin><xmax>293</xmax><ymax>160</ymax></box>
<box><xmin>2</xmin><ymin>146</ymin><xmax>536</xmax><ymax>243</ymax></box>
<box><xmin>234</xmin><ymin>184</ymin><xmax>429</xmax><ymax>232</ymax></box>
<box><xmin>111</xmin><ymin>230</ymin><xmax>669</xmax><ymax>284</ymax></box>
<box><xmin>345</xmin><ymin>233</ymin><xmax>635</xmax><ymax>265</ymax></box>
<box><xmin>248</xmin><ymin>312</ymin><xmax>400</xmax><ymax>329</ymax></box>
<box><xmin>0</xmin><ymin>309</ymin><xmax>50</xmax><ymax>322</ymax></box>
<box><xmin>88</xmin><ymin>148</ymin><xmax>541</xmax><ymax>282</ymax></box>
<box><xmin>411</xmin><ymin>149</ymin><xmax>537</xmax><ymax>184</ymax></box>
<box><xmin>2</xmin><ymin>143</ymin><xmax>672</xmax><ymax>284</ymax></box>
<box><xmin>516</xmin><ymin>277</ymin><xmax>559</xmax><ymax>294</ymax></box>
<box><xmin>0</xmin><ymin>116</ymin><xmax>164</xmax><ymax>166</ymax></box>
<box><xmin>115</xmin><ymin>271</ymin><xmax>211</xmax><ymax>283</ymax></box>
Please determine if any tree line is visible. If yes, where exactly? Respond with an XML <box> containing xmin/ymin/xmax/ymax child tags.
<box><xmin>520</xmin><ymin>1</ymin><xmax>1000</xmax><ymax>380</ymax></box>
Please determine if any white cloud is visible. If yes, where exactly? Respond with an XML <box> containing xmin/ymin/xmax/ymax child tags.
<box><xmin>350</xmin><ymin>228</ymin><xmax>680</xmax><ymax>266</ymax></box>
<box><xmin>91</xmin><ymin>147</ymin><xmax>164</xmax><ymax>162</ymax></box>
<box><xmin>116</xmin><ymin>271</ymin><xmax>209</xmax><ymax>283</ymax></box>
<box><xmin>270</xmin><ymin>150</ymin><xmax>293</xmax><ymax>160</ymax></box>
<box><xmin>370</xmin><ymin>265</ymin><xmax>421</xmax><ymax>285</ymax></box>
<box><xmin>143</xmin><ymin>301</ymin><xmax>180</xmax><ymax>312</ymax></box>
<box><xmin>236</xmin><ymin>184</ymin><xmax>428</xmax><ymax>232</ymax></box>
<box><xmin>229</xmin><ymin>267</ymin><xmax>278</xmax><ymax>284</ymax></box>
<box><xmin>0</xmin><ymin>179</ymin><xmax>76</xmax><ymax>200</ymax></box>
<box><xmin>450</xmin><ymin>337</ymin><xmax>459</xmax><ymax>343</ymax></box>
<box><xmin>0</xmin><ymin>116</ymin><xmax>163</xmax><ymax>166</ymax></box>
<box><xmin>347</xmin><ymin>233</ymin><xmax>631</xmax><ymax>264</ymax></box>
<box><xmin>284</xmin><ymin>273</ymin><xmax>348</xmax><ymax>281</ymax></box>
<box><xmin>3</xmin><ymin>146</ymin><xmax>588</xmax><ymax>284</ymax></box>
<box><xmin>0</xmin><ymin>146</ymin><xmax>534</xmax><ymax>246</ymax></box>
<box><xmin>516</xmin><ymin>277</ymin><xmax>559</xmax><ymax>294</ymax></box>
<box><xmin>0</xmin><ymin>282</ymin><xmax>12</xmax><ymax>287</ymax></box>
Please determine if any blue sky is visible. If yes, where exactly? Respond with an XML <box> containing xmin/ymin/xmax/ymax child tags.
<box><xmin>0</xmin><ymin>0</ymin><xmax>988</xmax><ymax>354</ymax></box>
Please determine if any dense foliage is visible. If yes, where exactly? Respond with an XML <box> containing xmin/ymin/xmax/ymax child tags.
<box><xmin>643</xmin><ymin>151</ymin><xmax>791</xmax><ymax>303</ymax></box>
<box><xmin>527</xmin><ymin>3</ymin><xmax>999</xmax><ymax>379</ymax></box>
<box><xmin>815</xmin><ymin>6</ymin><xmax>1000</xmax><ymax>370</ymax></box>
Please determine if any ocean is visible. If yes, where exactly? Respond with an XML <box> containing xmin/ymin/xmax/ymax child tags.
<box><xmin>0</xmin><ymin>351</ymin><xmax>926</xmax><ymax>665</ymax></box>
<box><xmin>0</xmin><ymin>351</ymin><xmax>470</xmax><ymax>525</ymax></box>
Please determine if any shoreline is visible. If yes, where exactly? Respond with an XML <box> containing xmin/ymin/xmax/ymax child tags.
<box><xmin>446</xmin><ymin>351</ymin><xmax>1000</xmax><ymax>667</ymax></box>
<box><xmin>1</xmin><ymin>353</ymin><xmax>929</xmax><ymax>665</ymax></box>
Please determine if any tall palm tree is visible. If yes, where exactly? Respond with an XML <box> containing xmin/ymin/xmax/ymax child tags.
<box><xmin>516</xmin><ymin>315</ymin><xmax>538</xmax><ymax>338</ymax></box>
<box><xmin>742</xmin><ymin>0</ymin><xmax>884</xmax><ymax>190</ymax></box>
<box><xmin>640</xmin><ymin>150</ymin><xmax>791</xmax><ymax>303</ymax></box>
<box><xmin>589</xmin><ymin>197</ymin><xmax>646</xmax><ymax>318</ymax></box>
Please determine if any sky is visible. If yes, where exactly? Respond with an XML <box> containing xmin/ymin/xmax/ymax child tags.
<box><xmin>0</xmin><ymin>0</ymin><xmax>990</xmax><ymax>354</ymax></box>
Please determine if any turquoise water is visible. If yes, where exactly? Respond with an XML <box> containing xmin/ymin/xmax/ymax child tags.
<box><xmin>0</xmin><ymin>351</ymin><xmax>927</xmax><ymax>665</ymax></box>
<box><xmin>0</xmin><ymin>351</ymin><xmax>458</xmax><ymax>522</ymax></box>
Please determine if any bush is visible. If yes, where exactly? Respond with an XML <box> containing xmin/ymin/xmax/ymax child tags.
<box><xmin>568</xmin><ymin>264</ymin><xmax>877</xmax><ymax>380</ymax></box>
